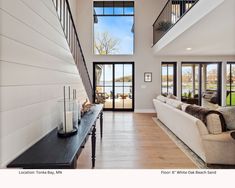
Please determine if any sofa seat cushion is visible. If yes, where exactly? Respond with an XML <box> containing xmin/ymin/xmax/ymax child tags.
<box><xmin>165</xmin><ymin>98</ymin><xmax>183</xmax><ymax>109</ymax></box>
<box><xmin>185</xmin><ymin>105</ymin><xmax>226</xmax><ymax>134</ymax></box>
<box><xmin>217</xmin><ymin>107</ymin><xmax>235</xmax><ymax>130</ymax></box>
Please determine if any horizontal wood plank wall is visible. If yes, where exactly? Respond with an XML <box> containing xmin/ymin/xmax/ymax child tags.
<box><xmin>0</xmin><ymin>0</ymin><xmax>88</xmax><ymax>167</ymax></box>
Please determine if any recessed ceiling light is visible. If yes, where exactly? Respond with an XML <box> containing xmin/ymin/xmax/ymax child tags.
<box><xmin>186</xmin><ymin>47</ymin><xmax>192</xmax><ymax>51</ymax></box>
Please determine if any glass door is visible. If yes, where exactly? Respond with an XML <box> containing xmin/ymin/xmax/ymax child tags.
<box><xmin>94</xmin><ymin>62</ymin><xmax>134</xmax><ymax>111</ymax></box>
<box><xmin>181</xmin><ymin>64</ymin><xmax>200</xmax><ymax>105</ymax></box>
<box><xmin>201</xmin><ymin>63</ymin><xmax>220</xmax><ymax>109</ymax></box>
<box><xmin>181</xmin><ymin>62</ymin><xmax>221</xmax><ymax>109</ymax></box>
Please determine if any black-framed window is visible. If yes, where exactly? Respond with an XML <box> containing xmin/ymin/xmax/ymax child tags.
<box><xmin>93</xmin><ymin>1</ymin><xmax>134</xmax><ymax>55</ymax></box>
<box><xmin>226</xmin><ymin>62</ymin><xmax>235</xmax><ymax>106</ymax></box>
<box><xmin>94</xmin><ymin>1</ymin><xmax>134</xmax><ymax>16</ymax></box>
<box><xmin>161</xmin><ymin>62</ymin><xmax>177</xmax><ymax>96</ymax></box>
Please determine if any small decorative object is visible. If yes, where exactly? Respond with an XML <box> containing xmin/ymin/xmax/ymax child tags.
<box><xmin>57</xmin><ymin>86</ymin><xmax>78</xmax><ymax>137</ymax></box>
<box><xmin>144</xmin><ymin>72</ymin><xmax>152</xmax><ymax>82</ymax></box>
<box><xmin>72</xmin><ymin>89</ymin><xmax>81</xmax><ymax>125</ymax></box>
<box><xmin>73</xmin><ymin>89</ymin><xmax>81</xmax><ymax>124</ymax></box>
<box><xmin>120</xmin><ymin>94</ymin><xmax>128</xmax><ymax>99</ymax></box>
<box><xmin>81</xmin><ymin>99</ymin><xmax>93</xmax><ymax>117</ymax></box>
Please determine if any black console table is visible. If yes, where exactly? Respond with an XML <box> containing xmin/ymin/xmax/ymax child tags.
<box><xmin>7</xmin><ymin>104</ymin><xmax>103</xmax><ymax>169</ymax></box>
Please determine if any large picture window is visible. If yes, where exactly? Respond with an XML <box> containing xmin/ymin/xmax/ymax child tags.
<box><xmin>93</xmin><ymin>1</ymin><xmax>134</xmax><ymax>55</ymax></box>
<box><xmin>161</xmin><ymin>62</ymin><xmax>177</xmax><ymax>96</ymax></box>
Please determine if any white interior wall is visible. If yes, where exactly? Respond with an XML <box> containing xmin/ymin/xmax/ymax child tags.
<box><xmin>153</xmin><ymin>0</ymin><xmax>225</xmax><ymax>53</ymax></box>
<box><xmin>76</xmin><ymin>0</ymin><xmax>167</xmax><ymax>112</ymax></box>
<box><xmin>0</xmin><ymin>0</ymin><xmax>87</xmax><ymax>168</ymax></box>
<box><xmin>75</xmin><ymin>0</ymin><xmax>235</xmax><ymax>112</ymax></box>
<box><xmin>68</xmin><ymin>0</ymin><xmax>78</xmax><ymax>24</ymax></box>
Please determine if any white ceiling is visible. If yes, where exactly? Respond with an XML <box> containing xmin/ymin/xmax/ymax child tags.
<box><xmin>153</xmin><ymin>0</ymin><xmax>235</xmax><ymax>56</ymax></box>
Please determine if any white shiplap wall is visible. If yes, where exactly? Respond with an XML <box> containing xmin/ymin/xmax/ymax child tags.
<box><xmin>0</xmin><ymin>0</ymin><xmax>88</xmax><ymax>167</ymax></box>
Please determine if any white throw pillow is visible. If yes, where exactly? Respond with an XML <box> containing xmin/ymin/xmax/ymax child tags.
<box><xmin>206</xmin><ymin>114</ymin><xmax>223</xmax><ymax>134</ymax></box>
<box><xmin>181</xmin><ymin>103</ymin><xmax>190</xmax><ymax>112</ymax></box>
<box><xmin>167</xmin><ymin>94</ymin><xmax>178</xmax><ymax>100</ymax></box>
<box><xmin>217</xmin><ymin>107</ymin><xmax>235</xmax><ymax>130</ymax></box>
<box><xmin>166</xmin><ymin>98</ymin><xmax>182</xmax><ymax>109</ymax></box>
<box><xmin>156</xmin><ymin>95</ymin><xmax>167</xmax><ymax>103</ymax></box>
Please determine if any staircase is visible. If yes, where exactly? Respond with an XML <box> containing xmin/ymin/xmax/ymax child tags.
<box><xmin>52</xmin><ymin>0</ymin><xmax>93</xmax><ymax>102</ymax></box>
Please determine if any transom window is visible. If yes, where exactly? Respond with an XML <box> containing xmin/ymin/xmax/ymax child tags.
<box><xmin>93</xmin><ymin>1</ymin><xmax>134</xmax><ymax>55</ymax></box>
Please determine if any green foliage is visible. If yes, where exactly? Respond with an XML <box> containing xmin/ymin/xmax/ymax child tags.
<box><xmin>226</xmin><ymin>93</ymin><xmax>235</xmax><ymax>106</ymax></box>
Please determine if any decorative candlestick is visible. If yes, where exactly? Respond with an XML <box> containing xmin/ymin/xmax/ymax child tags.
<box><xmin>65</xmin><ymin>111</ymin><xmax>73</xmax><ymax>132</ymax></box>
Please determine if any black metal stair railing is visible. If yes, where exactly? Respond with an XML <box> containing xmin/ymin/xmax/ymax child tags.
<box><xmin>52</xmin><ymin>0</ymin><xmax>93</xmax><ymax>102</ymax></box>
<box><xmin>153</xmin><ymin>0</ymin><xmax>199</xmax><ymax>46</ymax></box>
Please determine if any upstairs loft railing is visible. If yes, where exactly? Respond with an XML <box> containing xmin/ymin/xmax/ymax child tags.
<box><xmin>153</xmin><ymin>0</ymin><xmax>199</xmax><ymax>46</ymax></box>
<box><xmin>52</xmin><ymin>0</ymin><xmax>93</xmax><ymax>102</ymax></box>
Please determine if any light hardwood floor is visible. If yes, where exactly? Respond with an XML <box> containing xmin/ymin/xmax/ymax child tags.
<box><xmin>76</xmin><ymin>112</ymin><xmax>197</xmax><ymax>169</ymax></box>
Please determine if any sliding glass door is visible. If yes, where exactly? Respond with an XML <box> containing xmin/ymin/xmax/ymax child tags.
<box><xmin>181</xmin><ymin>64</ymin><xmax>200</xmax><ymax>105</ymax></box>
<box><xmin>181</xmin><ymin>62</ymin><xmax>221</xmax><ymax>109</ymax></box>
<box><xmin>93</xmin><ymin>62</ymin><xmax>134</xmax><ymax>111</ymax></box>
<box><xmin>201</xmin><ymin>63</ymin><xmax>220</xmax><ymax>108</ymax></box>
<box><xmin>227</xmin><ymin>62</ymin><xmax>235</xmax><ymax>106</ymax></box>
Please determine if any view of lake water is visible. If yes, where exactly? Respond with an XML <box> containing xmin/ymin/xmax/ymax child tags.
<box><xmin>98</xmin><ymin>81</ymin><xmax>132</xmax><ymax>94</ymax></box>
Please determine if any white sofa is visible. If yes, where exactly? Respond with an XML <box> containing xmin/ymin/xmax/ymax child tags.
<box><xmin>153</xmin><ymin>98</ymin><xmax>235</xmax><ymax>166</ymax></box>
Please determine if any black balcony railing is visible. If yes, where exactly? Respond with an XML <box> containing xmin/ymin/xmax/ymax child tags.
<box><xmin>52</xmin><ymin>0</ymin><xmax>93</xmax><ymax>102</ymax></box>
<box><xmin>153</xmin><ymin>0</ymin><xmax>199</xmax><ymax>46</ymax></box>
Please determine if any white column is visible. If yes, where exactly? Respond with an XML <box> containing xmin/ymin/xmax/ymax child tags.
<box><xmin>221</xmin><ymin>61</ymin><xmax>227</xmax><ymax>107</ymax></box>
<box><xmin>202</xmin><ymin>64</ymin><xmax>207</xmax><ymax>93</ymax></box>
<box><xmin>177</xmin><ymin>61</ymin><xmax>182</xmax><ymax>100</ymax></box>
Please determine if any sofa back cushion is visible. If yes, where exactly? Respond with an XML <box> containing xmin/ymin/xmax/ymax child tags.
<box><xmin>167</xmin><ymin>94</ymin><xmax>178</xmax><ymax>100</ymax></box>
<box><xmin>185</xmin><ymin>105</ymin><xmax>226</xmax><ymax>134</ymax></box>
<box><xmin>166</xmin><ymin>98</ymin><xmax>183</xmax><ymax>109</ymax></box>
<box><xmin>217</xmin><ymin>107</ymin><xmax>235</xmax><ymax>130</ymax></box>
<box><xmin>206</xmin><ymin>114</ymin><xmax>223</xmax><ymax>134</ymax></box>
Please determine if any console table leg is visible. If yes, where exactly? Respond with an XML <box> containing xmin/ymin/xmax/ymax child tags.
<box><xmin>91</xmin><ymin>124</ymin><xmax>96</xmax><ymax>168</ymax></box>
<box><xmin>100</xmin><ymin>111</ymin><xmax>103</xmax><ymax>139</ymax></box>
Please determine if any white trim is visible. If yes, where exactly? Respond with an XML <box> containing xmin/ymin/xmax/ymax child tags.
<box><xmin>177</xmin><ymin>61</ymin><xmax>182</xmax><ymax>99</ymax></box>
<box><xmin>134</xmin><ymin>109</ymin><xmax>155</xmax><ymax>113</ymax></box>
